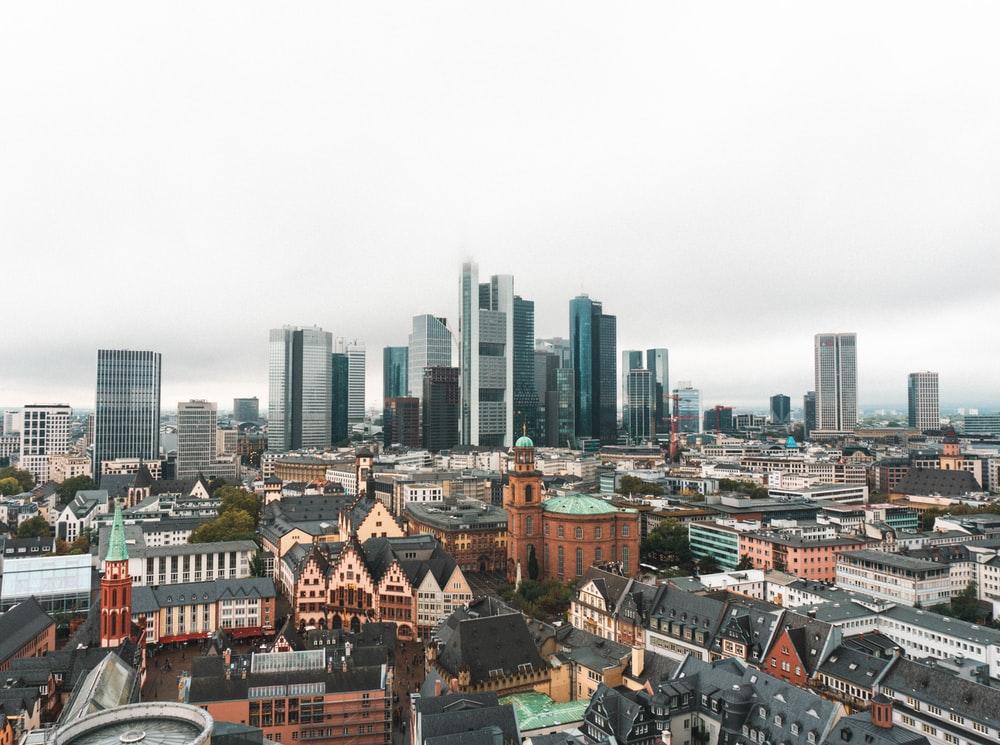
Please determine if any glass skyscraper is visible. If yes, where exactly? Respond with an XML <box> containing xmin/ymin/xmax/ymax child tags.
<box><xmin>908</xmin><ymin>371</ymin><xmax>939</xmax><ymax>432</ymax></box>
<box><xmin>625</xmin><ymin>368</ymin><xmax>654</xmax><ymax>443</ymax></box>
<box><xmin>459</xmin><ymin>261</ymin><xmax>515</xmax><ymax>447</ymax></box>
<box><xmin>513</xmin><ymin>295</ymin><xmax>538</xmax><ymax>439</ymax></box>
<box><xmin>646</xmin><ymin>348</ymin><xmax>669</xmax><ymax>433</ymax></box>
<box><xmin>407</xmin><ymin>315</ymin><xmax>453</xmax><ymax>403</ymax></box>
<box><xmin>331</xmin><ymin>352</ymin><xmax>350</xmax><ymax>444</ymax></box>
<box><xmin>176</xmin><ymin>400</ymin><xmax>217</xmax><ymax>479</ymax></box>
<box><xmin>336</xmin><ymin>338</ymin><xmax>366</xmax><ymax>422</ymax></box>
<box><xmin>382</xmin><ymin>346</ymin><xmax>409</xmax><ymax>400</ymax></box>
<box><xmin>268</xmin><ymin>326</ymin><xmax>332</xmax><ymax>452</ymax></box>
<box><xmin>570</xmin><ymin>295</ymin><xmax>617</xmax><ymax>443</ymax></box>
<box><xmin>94</xmin><ymin>349</ymin><xmax>161</xmax><ymax>480</ymax></box>
<box><xmin>803</xmin><ymin>391</ymin><xmax>817</xmax><ymax>440</ymax></box>
<box><xmin>769</xmin><ymin>394</ymin><xmax>791</xmax><ymax>424</ymax></box>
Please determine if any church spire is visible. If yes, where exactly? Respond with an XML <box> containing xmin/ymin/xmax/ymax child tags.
<box><xmin>105</xmin><ymin>502</ymin><xmax>129</xmax><ymax>562</ymax></box>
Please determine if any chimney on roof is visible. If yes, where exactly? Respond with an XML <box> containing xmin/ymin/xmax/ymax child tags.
<box><xmin>631</xmin><ymin>645</ymin><xmax>644</xmax><ymax>676</ymax></box>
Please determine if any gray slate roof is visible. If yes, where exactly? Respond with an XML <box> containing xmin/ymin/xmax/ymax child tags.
<box><xmin>0</xmin><ymin>597</ymin><xmax>54</xmax><ymax>664</ymax></box>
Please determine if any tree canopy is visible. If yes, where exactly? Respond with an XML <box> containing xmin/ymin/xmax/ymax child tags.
<box><xmin>17</xmin><ymin>515</ymin><xmax>52</xmax><ymax>538</ymax></box>
<box><xmin>498</xmin><ymin>578</ymin><xmax>574</xmax><ymax>621</ymax></box>
<box><xmin>189</xmin><ymin>508</ymin><xmax>256</xmax><ymax>543</ymax></box>
<box><xmin>0</xmin><ymin>467</ymin><xmax>35</xmax><ymax>494</ymax></box>
<box><xmin>57</xmin><ymin>475</ymin><xmax>96</xmax><ymax>505</ymax></box>
<box><xmin>618</xmin><ymin>475</ymin><xmax>663</xmax><ymax>497</ymax></box>
<box><xmin>640</xmin><ymin>519</ymin><xmax>692</xmax><ymax>568</ymax></box>
<box><xmin>216</xmin><ymin>485</ymin><xmax>262</xmax><ymax>526</ymax></box>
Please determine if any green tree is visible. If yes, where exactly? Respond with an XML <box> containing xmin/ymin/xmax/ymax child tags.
<box><xmin>249</xmin><ymin>549</ymin><xmax>267</xmax><ymax>577</ymax></box>
<box><xmin>57</xmin><ymin>475</ymin><xmax>97</xmax><ymax>505</ymax></box>
<box><xmin>216</xmin><ymin>486</ymin><xmax>262</xmax><ymax>525</ymax></box>
<box><xmin>189</xmin><ymin>508</ymin><xmax>256</xmax><ymax>543</ymax></box>
<box><xmin>56</xmin><ymin>534</ymin><xmax>90</xmax><ymax>555</ymax></box>
<box><xmin>0</xmin><ymin>477</ymin><xmax>21</xmax><ymax>496</ymax></box>
<box><xmin>619</xmin><ymin>475</ymin><xmax>663</xmax><ymax>497</ymax></box>
<box><xmin>640</xmin><ymin>519</ymin><xmax>692</xmax><ymax>568</ymax></box>
<box><xmin>17</xmin><ymin>515</ymin><xmax>52</xmax><ymax>538</ymax></box>
<box><xmin>208</xmin><ymin>476</ymin><xmax>228</xmax><ymax>495</ymax></box>
<box><xmin>527</xmin><ymin>544</ymin><xmax>540</xmax><ymax>580</ymax></box>
<box><xmin>0</xmin><ymin>467</ymin><xmax>35</xmax><ymax>493</ymax></box>
<box><xmin>735</xmin><ymin>554</ymin><xmax>755</xmax><ymax>571</ymax></box>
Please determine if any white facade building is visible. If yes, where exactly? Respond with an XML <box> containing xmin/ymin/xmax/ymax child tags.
<box><xmin>19</xmin><ymin>404</ymin><xmax>71</xmax><ymax>483</ymax></box>
<box><xmin>907</xmin><ymin>371</ymin><xmax>940</xmax><ymax>432</ymax></box>
<box><xmin>813</xmin><ymin>333</ymin><xmax>857</xmax><ymax>434</ymax></box>
<box><xmin>336</xmin><ymin>338</ymin><xmax>367</xmax><ymax>422</ymax></box>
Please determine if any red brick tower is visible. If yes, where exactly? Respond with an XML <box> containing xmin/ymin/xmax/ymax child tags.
<box><xmin>504</xmin><ymin>431</ymin><xmax>543</xmax><ymax>584</ymax></box>
<box><xmin>100</xmin><ymin>503</ymin><xmax>133</xmax><ymax>648</ymax></box>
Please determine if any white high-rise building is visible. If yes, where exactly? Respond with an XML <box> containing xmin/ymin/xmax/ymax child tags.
<box><xmin>407</xmin><ymin>315</ymin><xmax>453</xmax><ymax>404</ymax></box>
<box><xmin>459</xmin><ymin>261</ymin><xmax>514</xmax><ymax>447</ymax></box>
<box><xmin>176</xmin><ymin>400</ymin><xmax>217</xmax><ymax>479</ymax></box>
<box><xmin>336</xmin><ymin>338</ymin><xmax>367</xmax><ymax>422</ymax></box>
<box><xmin>268</xmin><ymin>326</ymin><xmax>333</xmax><ymax>452</ymax></box>
<box><xmin>908</xmin><ymin>371</ymin><xmax>940</xmax><ymax>432</ymax></box>
<box><xmin>19</xmin><ymin>404</ymin><xmax>71</xmax><ymax>483</ymax></box>
<box><xmin>813</xmin><ymin>333</ymin><xmax>858</xmax><ymax>434</ymax></box>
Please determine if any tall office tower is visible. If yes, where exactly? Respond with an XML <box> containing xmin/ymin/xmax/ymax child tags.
<box><xmin>19</xmin><ymin>404</ymin><xmax>71</xmax><ymax>482</ymax></box>
<box><xmin>769</xmin><ymin>394</ymin><xmax>791</xmax><ymax>425</ymax></box>
<box><xmin>407</xmin><ymin>315</ymin><xmax>453</xmax><ymax>402</ymax></box>
<box><xmin>382</xmin><ymin>346</ymin><xmax>409</xmax><ymax>400</ymax></box>
<box><xmin>536</xmin><ymin>337</ymin><xmax>572</xmax><ymax>368</ymax></box>
<box><xmin>703</xmin><ymin>406</ymin><xmax>734</xmax><ymax>434</ymax></box>
<box><xmin>331</xmin><ymin>352</ymin><xmax>350</xmax><ymax>444</ymax></box>
<box><xmin>176</xmin><ymin>400</ymin><xmax>217</xmax><ymax>479</ymax></box>
<box><xmin>1</xmin><ymin>410</ymin><xmax>21</xmax><ymax>436</ymax></box>
<box><xmin>268</xmin><ymin>327</ymin><xmax>332</xmax><ymax>452</ymax></box>
<box><xmin>621</xmin><ymin>350</ymin><xmax>643</xmax><ymax>426</ymax></box>
<box><xmin>458</xmin><ymin>262</ymin><xmax>515</xmax><ymax>447</ymax></box>
<box><xmin>646</xmin><ymin>348</ymin><xmax>669</xmax><ymax>433</ymax></box>
<box><xmin>908</xmin><ymin>372</ymin><xmax>940</xmax><ymax>432</ymax></box>
<box><xmin>673</xmin><ymin>381</ymin><xmax>701</xmax><ymax>434</ymax></box>
<box><xmin>94</xmin><ymin>349</ymin><xmax>161</xmax><ymax>480</ymax></box>
<box><xmin>513</xmin><ymin>295</ymin><xmax>538</xmax><ymax>439</ymax></box>
<box><xmin>232</xmin><ymin>397</ymin><xmax>259</xmax><ymax>423</ymax></box>
<box><xmin>814</xmin><ymin>333</ymin><xmax>858</xmax><ymax>433</ymax></box>
<box><xmin>803</xmin><ymin>391</ymin><xmax>817</xmax><ymax>440</ymax></box>
<box><xmin>383</xmin><ymin>397</ymin><xmax>421</xmax><ymax>448</ymax></box>
<box><xmin>534</xmin><ymin>350</ymin><xmax>559</xmax><ymax>446</ymax></box>
<box><xmin>555</xmin><ymin>368</ymin><xmax>577</xmax><ymax>448</ymax></box>
<box><xmin>335</xmin><ymin>339</ymin><xmax>367</xmax><ymax>422</ymax></box>
<box><xmin>422</xmin><ymin>367</ymin><xmax>460</xmax><ymax>451</ymax></box>
<box><xmin>625</xmin><ymin>369</ymin><xmax>655</xmax><ymax>443</ymax></box>
<box><xmin>570</xmin><ymin>295</ymin><xmax>617</xmax><ymax>443</ymax></box>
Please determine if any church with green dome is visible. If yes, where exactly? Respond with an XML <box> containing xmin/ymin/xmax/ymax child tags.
<box><xmin>504</xmin><ymin>437</ymin><xmax>641</xmax><ymax>583</ymax></box>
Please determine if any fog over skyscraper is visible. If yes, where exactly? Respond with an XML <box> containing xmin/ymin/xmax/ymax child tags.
<box><xmin>93</xmin><ymin>349</ymin><xmax>161</xmax><ymax>480</ymax></box>
<box><xmin>813</xmin><ymin>333</ymin><xmax>858</xmax><ymax>434</ymax></box>
<box><xmin>268</xmin><ymin>326</ymin><xmax>332</xmax><ymax>452</ymax></box>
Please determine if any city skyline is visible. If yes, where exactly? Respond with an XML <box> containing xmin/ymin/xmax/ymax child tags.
<box><xmin>3</xmin><ymin>3</ymin><xmax>999</xmax><ymax>411</ymax></box>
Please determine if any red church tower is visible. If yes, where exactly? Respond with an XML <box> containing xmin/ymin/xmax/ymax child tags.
<box><xmin>101</xmin><ymin>503</ymin><xmax>133</xmax><ymax>648</ymax></box>
<box><xmin>504</xmin><ymin>431</ymin><xmax>543</xmax><ymax>584</ymax></box>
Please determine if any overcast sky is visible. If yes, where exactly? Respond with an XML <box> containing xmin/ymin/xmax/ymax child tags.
<box><xmin>2</xmin><ymin>1</ymin><xmax>999</xmax><ymax>413</ymax></box>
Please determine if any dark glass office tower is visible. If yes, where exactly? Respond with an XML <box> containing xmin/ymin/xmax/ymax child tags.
<box><xmin>703</xmin><ymin>406</ymin><xmax>734</xmax><ymax>434</ymax></box>
<box><xmin>331</xmin><ymin>352</ymin><xmax>350</xmax><ymax>444</ymax></box>
<box><xmin>534</xmin><ymin>350</ymin><xmax>559</xmax><ymax>445</ymax></box>
<box><xmin>569</xmin><ymin>295</ymin><xmax>617</xmax><ymax>444</ymax></box>
<box><xmin>803</xmin><ymin>391</ymin><xmax>817</xmax><ymax>440</ymax></box>
<box><xmin>94</xmin><ymin>349</ymin><xmax>161</xmax><ymax>481</ymax></box>
<box><xmin>382</xmin><ymin>346</ymin><xmax>409</xmax><ymax>400</ymax></box>
<box><xmin>770</xmin><ymin>394</ymin><xmax>791</xmax><ymax>425</ymax></box>
<box><xmin>233</xmin><ymin>397</ymin><xmax>259</xmax><ymax>423</ymax></box>
<box><xmin>646</xmin><ymin>348</ymin><xmax>669</xmax><ymax>433</ymax></box>
<box><xmin>383</xmin><ymin>397</ymin><xmax>420</xmax><ymax>447</ymax></box>
<box><xmin>422</xmin><ymin>366</ymin><xmax>460</xmax><ymax>451</ymax></box>
<box><xmin>513</xmin><ymin>296</ymin><xmax>538</xmax><ymax>439</ymax></box>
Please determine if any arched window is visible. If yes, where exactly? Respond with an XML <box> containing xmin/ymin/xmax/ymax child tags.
<box><xmin>524</xmin><ymin>484</ymin><xmax>534</xmax><ymax>502</ymax></box>
<box><xmin>110</xmin><ymin>614</ymin><xmax>117</xmax><ymax>635</ymax></box>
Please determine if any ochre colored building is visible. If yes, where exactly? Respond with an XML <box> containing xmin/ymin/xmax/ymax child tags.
<box><xmin>505</xmin><ymin>435</ymin><xmax>640</xmax><ymax>583</ymax></box>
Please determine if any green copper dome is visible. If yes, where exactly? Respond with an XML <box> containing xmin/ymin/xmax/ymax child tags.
<box><xmin>542</xmin><ymin>493</ymin><xmax>630</xmax><ymax>515</ymax></box>
<box><xmin>105</xmin><ymin>503</ymin><xmax>129</xmax><ymax>562</ymax></box>
<box><xmin>515</xmin><ymin>434</ymin><xmax>534</xmax><ymax>448</ymax></box>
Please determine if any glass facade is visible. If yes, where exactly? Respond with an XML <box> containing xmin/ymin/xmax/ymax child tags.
<box><xmin>268</xmin><ymin>327</ymin><xmax>332</xmax><ymax>452</ymax></box>
<box><xmin>674</xmin><ymin>383</ymin><xmax>701</xmax><ymax>434</ymax></box>
<box><xmin>646</xmin><ymin>348</ymin><xmax>669</xmax><ymax>433</ymax></box>
<box><xmin>803</xmin><ymin>390</ymin><xmax>816</xmax><ymax>439</ymax></box>
<box><xmin>513</xmin><ymin>296</ymin><xmax>538</xmax><ymax>440</ymax></box>
<box><xmin>688</xmin><ymin>524</ymin><xmax>739</xmax><ymax>570</ymax></box>
<box><xmin>382</xmin><ymin>346</ymin><xmax>409</xmax><ymax>400</ymax></box>
<box><xmin>94</xmin><ymin>349</ymin><xmax>161</xmax><ymax>479</ymax></box>
<box><xmin>570</xmin><ymin>295</ymin><xmax>617</xmax><ymax>444</ymax></box>
<box><xmin>176</xmin><ymin>400</ymin><xmax>217</xmax><ymax>479</ymax></box>
<box><xmin>422</xmin><ymin>366</ymin><xmax>459</xmax><ymax>451</ymax></box>
<box><xmin>770</xmin><ymin>394</ymin><xmax>791</xmax><ymax>424</ymax></box>
<box><xmin>331</xmin><ymin>352</ymin><xmax>349</xmax><ymax>444</ymax></box>
<box><xmin>407</xmin><ymin>315</ymin><xmax>453</xmax><ymax>402</ymax></box>
<box><xmin>625</xmin><ymin>369</ymin><xmax>654</xmax><ymax>443</ymax></box>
